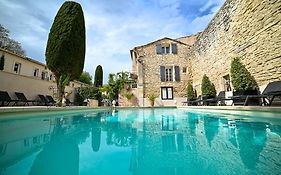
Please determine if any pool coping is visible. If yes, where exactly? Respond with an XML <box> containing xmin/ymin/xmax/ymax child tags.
<box><xmin>1</xmin><ymin>105</ymin><xmax>281</xmax><ymax>117</ymax></box>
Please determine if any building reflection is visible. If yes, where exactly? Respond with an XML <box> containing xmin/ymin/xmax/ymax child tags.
<box><xmin>0</xmin><ymin>110</ymin><xmax>276</xmax><ymax>175</ymax></box>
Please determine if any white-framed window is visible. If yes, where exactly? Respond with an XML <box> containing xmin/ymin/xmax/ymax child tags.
<box><xmin>49</xmin><ymin>74</ymin><xmax>53</xmax><ymax>81</ymax></box>
<box><xmin>41</xmin><ymin>71</ymin><xmax>48</xmax><ymax>80</ymax></box>
<box><xmin>13</xmin><ymin>62</ymin><xmax>21</xmax><ymax>74</ymax></box>
<box><xmin>165</xmin><ymin>67</ymin><xmax>173</xmax><ymax>82</ymax></box>
<box><xmin>156</xmin><ymin>43</ymin><xmax>177</xmax><ymax>54</ymax></box>
<box><xmin>33</xmin><ymin>68</ymin><xmax>39</xmax><ymax>77</ymax></box>
<box><xmin>161</xmin><ymin>87</ymin><xmax>173</xmax><ymax>100</ymax></box>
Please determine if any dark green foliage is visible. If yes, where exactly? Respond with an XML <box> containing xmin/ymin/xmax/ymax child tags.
<box><xmin>201</xmin><ymin>74</ymin><xmax>216</xmax><ymax>97</ymax></box>
<box><xmin>45</xmin><ymin>1</ymin><xmax>85</xmax><ymax>101</ymax></box>
<box><xmin>102</xmin><ymin>72</ymin><xmax>134</xmax><ymax>101</ymax></box>
<box><xmin>230</xmin><ymin>57</ymin><xmax>257</xmax><ymax>91</ymax></box>
<box><xmin>94</xmin><ymin>65</ymin><xmax>103</xmax><ymax>87</ymax></box>
<box><xmin>186</xmin><ymin>83</ymin><xmax>196</xmax><ymax>100</ymax></box>
<box><xmin>75</xmin><ymin>86</ymin><xmax>101</xmax><ymax>105</ymax></box>
<box><xmin>0</xmin><ymin>55</ymin><xmax>4</xmax><ymax>70</ymax></box>
<box><xmin>78</xmin><ymin>71</ymin><xmax>92</xmax><ymax>85</ymax></box>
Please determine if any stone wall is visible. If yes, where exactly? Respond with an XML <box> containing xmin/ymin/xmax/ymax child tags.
<box><xmin>192</xmin><ymin>0</ymin><xmax>281</xmax><ymax>95</ymax></box>
<box><xmin>132</xmin><ymin>38</ymin><xmax>193</xmax><ymax>106</ymax></box>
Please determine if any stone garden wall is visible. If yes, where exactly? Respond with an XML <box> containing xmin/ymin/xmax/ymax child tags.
<box><xmin>191</xmin><ymin>0</ymin><xmax>281</xmax><ymax>95</ymax></box>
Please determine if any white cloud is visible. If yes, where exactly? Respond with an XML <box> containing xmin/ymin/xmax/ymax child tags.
<box><xmin>0</xmin><ymin>0</ymin><xmax>225</xmax><ymax>82</ymax></box>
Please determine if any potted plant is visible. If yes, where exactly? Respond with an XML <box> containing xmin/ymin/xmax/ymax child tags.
<box><xmin>230</xmin><ymin>57</ymin><xmax>259</xmax><ymax>105</ymax></box>
<box><xmin>148</xmin><ymin>94</ymin><xmax>157</xmax><ymax>107</ymax></box>
<box><xmin>123</xmin><ymin>91</ymin><xmax>134</xmax><ymax>106</ymax></box>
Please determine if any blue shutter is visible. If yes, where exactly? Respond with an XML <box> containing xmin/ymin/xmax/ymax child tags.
<box><xmin>160</xmin><ymin>66</ymin><xmax>165</xmax><ymax>82</ymax></box>
<box><xmin>172</xmin><ymin>43</ymin><xmax>177</xmax><ymax>54</ymax></box>
<box><xmin>156</xmin><ymin>44</ymin><xmax>162</xmax><ymax>54</ymax></box>
<box><xmin>175</xmin><ymin>66</ymin><xmax>180</xmax><ymax>81</ymax></box>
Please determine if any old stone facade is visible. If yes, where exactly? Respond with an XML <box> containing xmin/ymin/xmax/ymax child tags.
<box><xmin>130</xmin><ymin>0</ymin><xmax>281</xmax><ymax>106</ymax></box>
<box><xmin>192</xmin><ymin>0</ymin><xmax>281</xmax><ymax>95</ymax></box>
<box><xmin>131</xmin><ymin>37</ymin><xmax>196</xmax><ymax>106</ymax></box>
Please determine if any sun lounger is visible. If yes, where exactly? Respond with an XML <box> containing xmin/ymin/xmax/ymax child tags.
<box><xmin>15</xmin><ymin>92</ymin><xmax>37</xmax><ymax>106</ymax></box>
<box><xmin>0</xmin><ymin>91</ymin><xmax>19</xmax><ymax>106</ymax></box>
<box><xmin>38</xmin><ymin>94</ymin><xmax>53</xmax><ymax>106</ymax></box>
<box><xmin>46</xmin><ymin>95</ymin><xmax>56</xmax><ymax>105</ymax></box>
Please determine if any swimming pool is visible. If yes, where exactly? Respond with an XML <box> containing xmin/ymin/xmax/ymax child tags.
<box><xmin>0</xmin><ymin>108</ymin><xmax>280</xmax><ymax>175</ymax></box>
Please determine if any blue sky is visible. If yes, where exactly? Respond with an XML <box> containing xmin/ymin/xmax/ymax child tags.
<box><xmin>0</xmin><ymin>0</ymin><xmax>225</xmax><ymax>82</ymax></box>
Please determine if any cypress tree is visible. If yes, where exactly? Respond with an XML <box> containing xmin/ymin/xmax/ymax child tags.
<box><xmin>94</xmin><ymin>65</ymin><xmax>103</xmax><ymax>87</ymax></box>
<box><xmin>201</xmin><ymin>74</ymin><xmax>216</xmax><ymax>97</ymax></box>
<box><xmin>186</xmin><ymin>82</ymin><xmax>196</xmax><ymax>100</ymax></box>
<box><xmin>0</xmin><ymin>55</ymin><xmax>4</xmax><ymax>70</ymax></box>
<box><xmin>230</xmin><ymin>57</ymin><xmax>256</xmax><ymax>91</ymax></box>
<box><xmin>45</xmin><ymin>1</ymin><xmax>86</xmax><ymax>102</ymax></box>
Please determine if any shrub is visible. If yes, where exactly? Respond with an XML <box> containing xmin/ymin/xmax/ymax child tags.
<box><xmin>230</xmin><ymin>57</ymin><xmax>257</xmax><ymax>91</ymax></box>
<box><xmin>148</xmin><ymin>94</ymin><xmax>157</xmax><ymax>102</ymax></box>
<box><xmin>123</xmin><ymin>91</ymin><xmax>134</xmax><ymax>101</ymax></box>
<box><xmin>201</xmin><ymin>74</ymin><xmax>216</xmax><ymax>97</ymax></box>
<box><xmin>186</xmin><ymin>83</ymin><xmax>196</xmax><ymax>100</ymax></box>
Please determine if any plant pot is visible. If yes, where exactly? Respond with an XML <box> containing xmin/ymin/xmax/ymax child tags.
<box><xmin>150</xmin><ymin>101</ymin><xmax>155</xmax><ymax>107</ymax></box>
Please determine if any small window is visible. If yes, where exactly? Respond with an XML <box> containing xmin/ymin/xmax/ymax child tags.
<box><xmin>50</xmin><ymin>74</ymin><xmax>53</xmax><ymax>81</ymax></box>
<box><xmin>131</xmin><ymin>83</ymin><xmax>137</xmax><ymax>88</ymax></box>
<box><xmin>161</xmin><ymin>87</ymin><xmax>173</xmax><ymax>100</ymax></box>
<box><xmin>162</xmin><ymin>46</ymin><xmax>170</xmax><ymax>54</ymax></box>
<box><xmin>33</xmin><ymin>68</ymin><xmax>39</xmax><ymax>77</ymax></box>
<box><xmin>13</xmin><ymin>62</ymin><xmax>21</xmax><ymax>74</ymax></box>
<box><xmin>183</xmin><ymin>67</ymin><xmax>187</xmax><ymax>73</ymax></box>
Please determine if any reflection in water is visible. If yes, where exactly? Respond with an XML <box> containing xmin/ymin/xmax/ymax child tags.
<box><xmin>0</xmin><ymin>109</ymin><xmax>281</xmax><ymax>175</ymax></box>
<box><xmin>237</xmin><ymin>122</ymin><xmax>267</xmax><ymax>170</ymax></box>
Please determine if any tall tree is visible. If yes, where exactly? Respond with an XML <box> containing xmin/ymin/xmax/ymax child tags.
<box><xmin>45</xmin><ymin>1</ymin><xmax>86</xmax><ymax>103</ymax></box>
<box><xmin>94</xmin><ymin>65</ymin><xmax>103</xmax><ymax>87</ymax></box>
<box><xmin>78</xmin><ymin>71</ymin><xmax>92</xmax><ymax>85</ymax></box>
<box><xmin>0</xmin><ymin>24</ymin><xmax>25</xmax><ymax>56</ymax></box>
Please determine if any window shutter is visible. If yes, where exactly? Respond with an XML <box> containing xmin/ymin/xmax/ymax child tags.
<box><xmin>175</xmin><ymin>66</ymin><xmax>180</xmax><ymax>81</ymax></box>
<box><xmin>160</xmin><ymin>66</ymin><xmax>165</xmax><ymax>82</ymax></box>
<box><xmin>172</xmin><ymin>43</ymin><xmax>177</xmax><ymax>54</ymax></box>
<box><xmin>156</xmin><ymin>44</ymin><xmax>162</xmax><ymax>54</ymax></box>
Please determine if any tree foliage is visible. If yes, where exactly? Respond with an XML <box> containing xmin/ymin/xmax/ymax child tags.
<box><xmin>78</xmin><ymin>71</ymin><xmax>92</xmax><ymax>85</ymax></box>
<box><xmin>102</xmin><ymin>71</ymin><xmax>133</xmax><ymax>101</ymax></box>
<box><xmin>201</xmin><ymin>74</ymin><xmax>216</xmax><ymax>97</ymax></box>
<box><xmin>230</xmin><ymin>57</ymin><xmax>257</xmax><ymax>91</ymax></box>
<box><xmin>0</xmin><ymin>55</ymin><xmax>4</xmax><ymax>70</ymax></box>
<box><xmin>0</xmin><ymin>24</ymin><xmax>25</xmax><ymax>55</ymax></box>
<box><xmin>45</xmin><ymin>1</ymin><xmax>86</xmax><ymax>102</ymax></box>
<box><xmin>94</xmin><ymin>65</ymin><xmax>103</xmax><ymax>87</ymax></box>
<box><xmin>186</xmin><ymin>82</ymin><xmax>196</xmax><ymax>100</ymax></box>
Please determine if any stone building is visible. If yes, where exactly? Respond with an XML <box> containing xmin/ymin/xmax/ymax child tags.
<box><xmin>130</xmin><ymin>0</ymin><xmax>281</xmax><ymax>106</ymax></box>
<box><xmin>130</xmin><ymin>36</ymin><xmax>197</xmax><ymax>107</ymax></box>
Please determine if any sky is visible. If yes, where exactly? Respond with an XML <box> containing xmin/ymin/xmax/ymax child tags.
<box><xmin>0</xmin><ymin>0</ymin><xmax>225</xmax><ymax>82</ymax></box>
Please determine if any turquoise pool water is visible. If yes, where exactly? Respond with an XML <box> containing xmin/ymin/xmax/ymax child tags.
<box><xmin>0</xmin><ymin>108</ymin><xmax>281</xmax><ymax>175</ymax></box>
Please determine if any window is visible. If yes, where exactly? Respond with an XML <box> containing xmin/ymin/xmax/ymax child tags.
<box><xmin>131</xmin><ymin>83</ymin><xmax>137</xmax><ymax>88</ymax></box>
<box><xmin>50</xmin><ymin>74</ymin><xmax>53</xmax><ymax>81</ymax></box>
<box><xmin>165</xmin><ymin>67</ymin><xmax>173</xmax><ymax>81</ymax></box>
<box><xmin>33</xmin><ymin>68</ymin><xmax>39</xmax><ymax>77</ymax></box>
<box><xmin>223</xmin><ymin>74</ymin><xmax>231</xmax><ymax>91</ymax></box>
<box><xmin>161</xmin><ymin>87</ymin><xmax>173</xmax><ymax>100</ymax></box>
<box><xmin>41</xmin><ymin>71</ymin><xmax>48</xmax><ymax>80</ymax></box>
<box><xmin>160</xmin><ymin>66</ymin><xmax>180</xmax><ymax>82</ymax></box>
<box><xmin>13</xmin><ymin>62</ymin><xmax>21</xmax><ymax>74</ymax></box>
<box><xmin>161</xmin><ymin>46</ymin><xmax>170</xmax><ymax>54</ymax></box>
<box><xmin>156</xmin><ymin>43</ymin><xmax>177</xmax><ymax>54</ymax></box>
<box><xmin>183</xmin><ymin>67</ymin><xmax>187</xmax><ymax>73</ymax></box>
